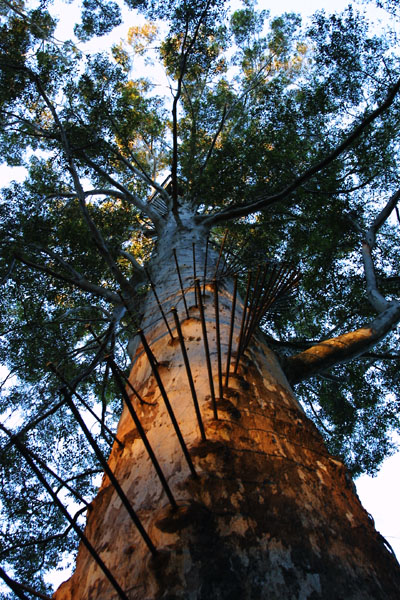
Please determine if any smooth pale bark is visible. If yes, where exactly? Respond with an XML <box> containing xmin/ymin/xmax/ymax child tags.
<box><xmin>53</xmin><ymin>220</ymin><xmax>400</xmax><ymax>600</ymax></box>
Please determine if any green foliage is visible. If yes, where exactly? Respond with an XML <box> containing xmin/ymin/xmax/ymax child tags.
<box><xmin>74</xmin><ymin>0</ymin><xmax>122</xmax><ymax>41</ymax></box>
<box><xmin>1</xmin><ymin>0</ymin><xmax>400</xmax><ymax>594</ymax></box>
<box><xmin>297</xmin><ymin>358</ymin><xmax>400</xmax><ymax>476</ymax></box>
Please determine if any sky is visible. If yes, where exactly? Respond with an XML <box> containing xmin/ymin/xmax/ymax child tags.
<box><xmin>1</xmin><ymin>0</ymin><xmax>399</xmax><ymax>591</ymax></box>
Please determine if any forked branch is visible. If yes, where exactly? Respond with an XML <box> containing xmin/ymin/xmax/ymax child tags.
<box><xmin>283</xmin><ymin>189</ymin><xmax>400</xmax><ymax>385</ymax></box>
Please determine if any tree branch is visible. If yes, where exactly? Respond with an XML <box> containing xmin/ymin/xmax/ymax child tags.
<box><xmin>34</xmin><ymin>245</ymin><xmax>89</xmax><ymax>281</ymax></box>
<box><xmin>120</xmin><ymin>250</ymin><xmax>144</xmax><ymax>275</ymax></box>
<box><xmin>283</xmin><ymin>303</ymin><xmax>400</xmax><ymax>385</ymax></box>
<box><xmin>14</xmin><ymin>252</ymin><xmax>120</xmax><ymax>304</ymax></box>
<box><xmin>362</xmin><ymin>351</ymin><xmax>400</xmax><ymax>361</ymax></box>
<box><xmin>70</xmin><ymin>188</ymin><xmax>134</xmax><ymax>296</ymax></box>
<box><xmin>0</xmin><ymin>505</ymin><xmax>88</xmax><ymax>559</ymax></box>
<box><xmin>283</xmin><ymin>188</ymin><xmax>400</xmax><ymax>385</ymax></box>
<box><xmin>0</xmin><ymin>564</ymin><xmax>52</xmax><ymax>600</ymax></box>
<box><xmin>1</xmin><ymin>109</ymin><xmax>54</xmax><ymax>140</ymax></box>
<box><xmin>171</xmin><ymin>0</ymin><xmax>213</xmax><ymax>217</ymax></box>
<box><xmin>198</xmin><ymin>104</ymin><xmax>227</xmax><ymax>178</ymax></box>
<box><xmin>0</xmin><ymin>257</ymin><xmax>16</xmax><ymax>285</ymax></box>
<box><xmin>195</xmin><ymin>57</ymin><xmax>275</xmax><ymax>189</ymax></box>
<box><xmin>362</xmin><ymin>188</ymin><xmax>400</xmax><ymax>313</ymax></box>
<box><xmin>24</xmin><ymin>72</ymin><xmax>139</xmax><ymax>295</ymax></box>
<box><xmin>46</xmin><ymin>189</ymin><xmax>129</xmax><ymax>201</ymax></box>
<box><xmin>103</xmin><ymin>127</ymin><xmax>172</xmax><ymax>209</ymax></box>
<box><xmin>270</xmin><ymin>334</ymin><xmax>400</xmax><ymax>362</ymax></box>
<box><xmin>78</xmin><ymin>151</ymin><xmax>162</xmax><ymax>226</ymax></box>
<box><xmin>171</xmin><ymin>22</ymin><xmax>189</xmax><ymax>216</ymax></box>
<box><xmin>303</xmin><ymin>391</ymin><xmax>333</xmax><ymax>435</ymax></box>
<box><xmin>0</xmin><ymin>368</ymin><xmax>16</xmax><ymax>391</ymax></box>
<box><xmin>201</xmin><ymin>77</ymin><xmax>400</xmax><ymax>226</ymax></box>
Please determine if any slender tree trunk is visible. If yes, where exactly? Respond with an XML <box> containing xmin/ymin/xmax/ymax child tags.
<box><xmin>54</xmin><ymin>221</ymin><xmax>400</xmax><ymax>600</ymax></box>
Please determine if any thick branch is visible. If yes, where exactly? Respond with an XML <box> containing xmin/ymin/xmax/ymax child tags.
<box><xmin>361</xmin><ymin>188</ymin><xmax>400</xmax><ymax>312</ymax></box>
<box><xmin>283</xmin><ymin>302</ymin><xmax>400</xmax><ymax>385</ymax></box>
<box><xmin>201</xmin><ymin>77</ymin><xmax>400</xmax><ymax>226</ymax></box>
<box><xmin>361</xmin><ymin>242</ymin><xmax>389</xmax><ymax>313</ymax></box>
<box><xmin>368</xmin><ymin>188</ymin><xmax>400</xmax><ymax>241</ymax></box>
<box><xmin>284</xmin><ymin>184</ymin><xmax>400</xmax><ymax>384</ymax></box>
<box><xmin>120</xmin><ymin>251</ymin><xmax>144</xmax><ymax>275</ymax></box>
<box><xmin>269</xmin><ymin>335</ymin><xmax>400</xmax><ymax>361</ymax></box>
<box><xmin>171</xmin><ymin>23</ymin><xmax>189</xmax><ymax>214</ymax></box>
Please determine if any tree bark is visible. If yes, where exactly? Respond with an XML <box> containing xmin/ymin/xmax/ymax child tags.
<box><xmin>53</xmin><ymin>221</ymin><xmax>400</xmax><ymax>600</ymax></box>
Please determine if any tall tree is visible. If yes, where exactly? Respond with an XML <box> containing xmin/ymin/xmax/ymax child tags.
<box><xmin>0</xmin><ymin>0</ymin><xmax>400</xmax><ymax>597</ymax></box>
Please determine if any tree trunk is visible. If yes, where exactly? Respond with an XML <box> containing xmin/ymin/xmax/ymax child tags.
<box><xmin>53</xmin><ymin>222</ymin><xmax>400</xmax><ymax>600</ymax></box>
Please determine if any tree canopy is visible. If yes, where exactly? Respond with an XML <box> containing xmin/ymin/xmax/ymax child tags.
<box><xmin>1</xmin><ymin>0</ymin><xmax>400</xmax><ymax>596</ymax></box>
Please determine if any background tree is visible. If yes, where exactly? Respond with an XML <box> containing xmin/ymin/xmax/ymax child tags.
<box><xmin>1</xmin><ymin>0</ymin><xmax>400</xmax><ymax>597</ymax></box>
